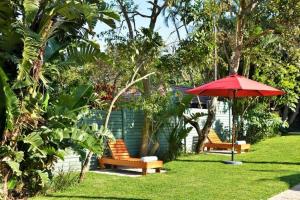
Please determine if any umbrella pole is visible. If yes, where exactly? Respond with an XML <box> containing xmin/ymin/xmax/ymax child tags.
<box><xmin>231</xmin><ymin>91</ymin><xmax>237</xmax><ymax>161</ymax></box>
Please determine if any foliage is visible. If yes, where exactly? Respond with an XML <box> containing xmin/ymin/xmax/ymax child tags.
<box><xmin>0</xmin><ymin>0</ymin><xmax>118</xmax><ymax>198</ymax></box>
<box><xmin>249</xmin><ymin>34</ymin><xmax>300</xmax><ymax>111</ymax></box>
<box><xmin>182</xmin><ymin>0</ymin><xmax>299</xmax><ymax>144</ymax></box>
<box><xmin>103</xmin><ymin>0</ymin><xmax>299</xmax><ymax>157</ymax></box>
<box><xmin>101</xmin><ymin>26</ymin><xmax>166</xmax><ymax>155</ymax></box>
<box><xmin>0</xmin><ymin>84</ymin><xmax>113</xmax><ymax>197</ymax></box>
<box><xmin>160</xmin><ymin>93</ymin><xmax>193</xmax><ymax>161</ymax></box>
<box><xmin>244</xmin><ymin>103</ymin><xmax>288</xmax><ymax>143</ymax></box>
<box><xmin>1</xmin><ymin>0</ymin><xmax>299</xmax><ymax>198</ymax></box>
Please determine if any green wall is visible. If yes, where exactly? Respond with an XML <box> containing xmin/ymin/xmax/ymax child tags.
<box><xmin>85</xmin><ymin>109</ymin><xmax>170</xmax><ymax>157</ymax></box>
<box><xmin>56</xmin><ymin>104</ymin><xmax>231</xmax><ymax>171</ymax></box>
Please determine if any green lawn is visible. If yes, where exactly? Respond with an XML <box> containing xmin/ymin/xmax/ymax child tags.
<box><xmin>33</xmin><ymin>135</ymin><xmax>300</xmax><ymax>200</ymax></box>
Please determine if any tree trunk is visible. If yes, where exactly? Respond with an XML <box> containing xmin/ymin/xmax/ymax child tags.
<box><xmin>182</xmin><ymin>98</ymin><xmax>218</xmax><ymax>154</ymax></box>
<box><xmin>192</xmin><ymin>122</ymin><xmax>202</xmax><ymax>153</ymax></box>
<box><xmin>2</xmin><ymin>170</ymin><xmax>10</xmax><ymax>200</ymax></box>
<box><xmin>78</xmin><ymin>151</ymin><xmax>93</xmax><ymax>183</ymax></box>
<box><xmin>230</xmin><ymin>13</ymin><xmax>245</xmax><ymax>74</ymax></box>
<box><xmin>149</xmin><ymin>0</ymin><xmax>159</xmax><ymax>32</ymax></box>
<box><xmin>182</xmin><ymin>115</ymin><xmax>201</xmax><ymax>152</ymax></box>
<box><xmin>230</xmin><ymin>0</ymin><xmax>259</xmax><ymax>74</ymax></box>
<box><xmin>139</xmin><ymin>68</ymin><xmax>152</xmax><ymax>156</ymax></box>
<box><xmin>149</xmin><ymin>140</ymin><xmax>160</xmax><ymax>156</ymax></box>
<box><xmin>140</xmin><ymin>115</ymin><xmax>151</xmax><ymax>156</ymax></box>
<box><xmin>196</xmin><ymin>97</ymin><xmax>218</xmax><ymax>153</ymax></box>
<box><xmin>117</xmin><ymin>0</ymin><xmax>134</xmax><ymax>39</ymax></box>
<box><xmin>172</xmin><ymin>14</ymin><xmax>181</xmax><ymax>41</ymax></box>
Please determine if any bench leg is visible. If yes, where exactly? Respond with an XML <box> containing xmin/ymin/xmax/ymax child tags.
<box><xmin>142</xmin><ymin>168</ymin><xmax>147</xmax><ymax>175</ymax></box>
<box><xmin>99</xmin><ymin>160</ymin><xmax>105</xmax><ymax>169</ymax></box>
<box><xmin>155</xmin><ymin>168</ymin><xmax>161</xmax><ymax>173</ymax></box>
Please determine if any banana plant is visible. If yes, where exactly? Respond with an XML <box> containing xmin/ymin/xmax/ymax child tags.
<box><xmin>0</xmin><ymin>0</ymin><xmax>119</xmax><ymax>198</ymax></box>
<box><xmin>46</xmin><ymin>84</ymin><xmax>113</xmax><ymax>160</ymax></box>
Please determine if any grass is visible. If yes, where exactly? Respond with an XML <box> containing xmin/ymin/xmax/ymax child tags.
<box><xmin>33</xmin><ymin>135</ymin><xmax>300</xmax><ymax>200</ymax></box>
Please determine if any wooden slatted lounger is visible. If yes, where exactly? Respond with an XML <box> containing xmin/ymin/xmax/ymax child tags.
<box><xmin>203</xmin><ymin>129</ymin><xmax>250</xmax><ymax>154</ymax></box>
<box><xmin>99</xmin><ymin>139</ymin><xmax>163</xmax><ymax>175</ymax></box>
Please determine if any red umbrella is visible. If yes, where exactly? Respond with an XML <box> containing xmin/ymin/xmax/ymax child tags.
<box><xmin>186</xmin><ymin>74</ymin><xmax>285</xmax><ymax>97</ymax></box>
<box><xmin>185</xmin><ymin>74</ymin><xmax>285</xmax><ymax>164</ymax></box>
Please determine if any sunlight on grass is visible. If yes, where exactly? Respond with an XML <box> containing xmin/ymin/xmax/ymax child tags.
<box><xmin>32</xmin><ymin>136</ymin><xmax>300</xmax><ymax>200</ymax></box>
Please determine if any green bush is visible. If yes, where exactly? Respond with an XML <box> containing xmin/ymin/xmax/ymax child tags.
<box><xmin>244</xmin><ymin>103</ymin><xmax>288</xmax><ymax>143</ymax></box>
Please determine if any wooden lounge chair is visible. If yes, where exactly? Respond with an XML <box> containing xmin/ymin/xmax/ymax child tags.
<box><xmin>203</xmin><ymin>129</ymin><xmax>250</xmax><ymax>154</ymax></box>
<box><xmin>99</xmin><ymin>139</ymin><xmax>163</xmax><ymax>175</ymax></box>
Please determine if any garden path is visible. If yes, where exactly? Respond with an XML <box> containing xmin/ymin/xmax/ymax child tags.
<box><xmin>269</xmin><ymin>183</ymin><xmax>300</xmax><ymax>200</ymax></box>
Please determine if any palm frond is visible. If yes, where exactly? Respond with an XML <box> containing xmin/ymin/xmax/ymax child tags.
<box><xmin>64</xmin><ymin>40</ymin><xmax>101</xmax><ymax>65</ymax></box>
<box><xmin>23</xmin><ymin>0</ymin><xmax>40</xmax><ymax>24</ymax></box>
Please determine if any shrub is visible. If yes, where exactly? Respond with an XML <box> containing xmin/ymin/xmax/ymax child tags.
<box><xmin>244</xmin><ymin>103</ymin><xmax>288</xmax><ymax>143</ymax></box>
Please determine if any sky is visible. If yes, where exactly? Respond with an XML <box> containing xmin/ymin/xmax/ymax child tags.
<box><xmin>94</xmin><ymin>0</ymin><xmax>188</xmax><ymax>50</ymax></box>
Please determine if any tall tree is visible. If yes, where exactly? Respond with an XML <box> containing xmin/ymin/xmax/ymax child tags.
<box><xmin>113</xmin><ymin>0</ymin><xmax>177</xmax><ymax>156</ymax></box>
<box><xmin>165</xmin><ymin>0</ymin><xmax>299</xmax><ymax>149</ymax></box>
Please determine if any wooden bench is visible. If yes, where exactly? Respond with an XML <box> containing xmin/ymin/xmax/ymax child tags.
<box><xmin>203</xmin><ymin>130</ymin><xmax>250</xmax><ymax>154</ymax></box>
<box><xmin>99</xmin><ymin>139</ymin><xmax>163</xmax><ymax>175</ymax></box>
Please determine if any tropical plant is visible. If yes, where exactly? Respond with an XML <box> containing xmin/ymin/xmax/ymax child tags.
<box><xmin>160</xmin><ymin>93</ymin><xmax>194</xmax><ymax>161</ymax></box>
<box><xmin>244</xmin><ymin>103</ymin><xmax>288</xmax><ymax>143</ymax></box>
<box><xmin>47</xmin><ymin>170</ymin><xmax>79</xmax><ymax>193</ymax></box>
<box><xmin>165</xmin><ymin>124</ymin><xmax>192</xmax><ymax>162</ymax></box>
<box><xmin>0</xmin><ymin>0</ymin><xmax>118</xmax><ymax>199</ymax></box>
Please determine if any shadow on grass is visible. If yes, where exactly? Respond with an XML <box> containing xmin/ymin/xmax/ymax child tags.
<box><xmin>251</xmin><ymin>169</ymin><xmax>299</xmax><ymax>173</ymax></box>
<box><xmin>257</xmin><ymin>173</ymin><xmax>300</xmax><ymax>189</ymax></box>
<box><xmin>242</xmin><ymin>161</ymin><xmax>300</xmax><ymax>165</ymax></box>
<box><xmin>279</xmin><ymin>173</ymin><xmax>300</xmax><ymax>188</ymax></box>
<box><xmin>175</xmin><ymin>159</ymin><xmax>300</xmax><ymax>165</ymax></box>
<box><xmin>46</xmin><ymin>194</ymin><xmax>150</xmax><ymax>200</ymax></box>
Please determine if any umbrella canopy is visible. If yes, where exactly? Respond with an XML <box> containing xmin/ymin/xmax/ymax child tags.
<box><xmin>185</xmin><ymin>73</ymin><xmax>285</xmax><ymax>164</ymax></box>
<box><xmin>186</xmin><ymin>74</ymin><xmax>285</xmax><ymax>97</ymax></box>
